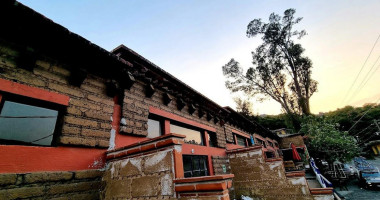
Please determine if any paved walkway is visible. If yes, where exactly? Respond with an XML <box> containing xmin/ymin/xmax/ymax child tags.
<box><xmin>338</xmin><ymin>157</ymin><xmax>380</xmax><ymax>200</ymax></box>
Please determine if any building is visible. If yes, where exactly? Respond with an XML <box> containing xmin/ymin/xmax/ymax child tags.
<box><xmin>0</xmin><ymin>1</ymin><xmax>334</xmax><ymax>199</ymax></box>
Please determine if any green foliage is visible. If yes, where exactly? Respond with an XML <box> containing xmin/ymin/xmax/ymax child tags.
<box><xmin>222</xmin><ymin>8</ymin><xmax>317</xmax><ymax>129</ymax></box>
<box><xmin>325</xmin><ymin>104</ymin><xmax>380</xmax><ymax>145</ymax></box>
<box><xmin>301</xmin><ymin>116</ymin><xmax>360</xmax><ymax>163</ymax></box>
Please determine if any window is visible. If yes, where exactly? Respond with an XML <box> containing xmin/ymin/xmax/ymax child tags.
<box><xmin>147</xmin><ymin>117</ymin><xmax>162</xmax><ymax>138</ymax></box>
<box><xmin>265</xmin><ymin>151</ymin><xmax>276</xmax><ymax>159</ymax></box>
<box><xmin>235</xmin><ymin>134</ymin><xmax>247</xmax><ymax>147</ymax></box>
<box><xmin>0</xmin><ymin>100</ymin><xmax>59</xmax><ymax>146</ymax></box>
<box><xmin>183</xmin><ymin>155</ymin><xmax>209</xmax><ymax>178</ymax></box>
<box><xmin>170</xmin><ymin>123</ymin><xmax>204</xmax><ymax>145</ymax></box>
<box><xmin>268</xmin><ymin>141</ymin><xmax>274</xmax><ymax>148</ymax></box>
<box><xmin>256</xmin><ymin>138</ymin><xmax>266</xmax><ymax>148</ymax></box>
<box><xmin>208</xmin><ymin>132</ymin><xmax>217</xmax><ymax>147</ymax></box>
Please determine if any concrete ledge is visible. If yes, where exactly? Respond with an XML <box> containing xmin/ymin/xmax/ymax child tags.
<box><xmin>174</xmin><ymin>174</ymin><xmax>234</xmax><ymax>193</ymax></box>
<box><xmin>265</xmin><ymin>158</ymin><xmax>283</xmax><ymax>162</ymax></box>
<box><xmin>225</xmin><ymin>145</ymin><xmax>262</xmax><ymax>154</ymax></box>
<box><xmin>309</xmin><ymin>188</ymin><xmax>334</xmax><ymax>195</ymax></box>
<box><xmin>285</xmin><ymin>171</ymin><xmax>305</xmax><ymax>177</ymax></box>
<box><xmin>106</xmin><ymin>134</ymin><xmax>185</xmax><ymax>161</ymax></box>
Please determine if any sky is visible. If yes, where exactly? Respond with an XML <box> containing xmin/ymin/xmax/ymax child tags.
<box><xmin>19</xmin><ymin>0</ymin><xmax>380</xmax><ymax>115</ymax></box>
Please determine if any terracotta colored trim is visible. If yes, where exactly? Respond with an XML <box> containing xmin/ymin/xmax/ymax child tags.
<box><xmin>173</xmin><ymin>148</ymin><xmax>184</xmax><ymax>178</ymax></box>
<box><xmin>226</xmin><ymin>143</ymin><xmax>244</xmax><ymax>150</ymax></box>
<box><xmin>0</xmin><ymin>145</ymin><xmax>105</xmax><ymax>173</ymax></box>
<box><xmin>207</xmin><ymin>155</ymin><xmax>214</xmax><ymax>176</ymax></box>
<box><xmin>285</xmin><ymin>171</ymin><xmax>306</xmax><ymax>177</ymax></box>
<box><xmin>265</xmin><ymin>158</ymin><xmax>283</xmax><ymax>162</ymax></box>
<box><xmin>232</xmin><ymin>129</ymin><xmax>250</xmax><ymax>138</ymax></box>
<box><xmin>149</xmin><ymin>106</ymin><xmax>216</xmax><ymax>132</ymax></box>
<box><xmin>182</xmin><ymin>144</ymin><xmax>226</xmax><ymax>156</ymax></box>
<box><xmin>164</xmin><ymin>120</ymin><xmax>171</xmax><ymax>135</ymax></box>
<box><xmin>174</xmin><ymin>174</ymin><xmax>234</xmax><ymax>183</ymax></box>
<box><xmin>109</xmin><ymin>133</ymin><xmax>185</xmax><ymax>153</ymax></box>
<box><xmin>106</xmin><ymin>135</ymin><xmax>184</xmax><ymax>160</ymax></box>
<box><xmin>226</xmin><ymin>145</ymin><xmax>262</xmax><ymax>154</ymax></box>
<box><xmin>309</xmin><ymin>188</ymin><xmax>334</xmax><ymax>195</ymax></box>
<box><xmin>0</xmin><ymin>93</ymin><xmax>2</xmax><ymax>102</ymax></box>
<box><xmin>0</xmin><ymin>78</ymin><xmax>70</xmax><ymax>106</ymax></box>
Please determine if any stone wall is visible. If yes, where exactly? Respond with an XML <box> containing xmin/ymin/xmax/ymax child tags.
<box><xmin>0</xmin><ymin>44</ymin><xmax>113</xmax><ymax>148</ymax></box>
<box><xmin>279</xmin><ymin>135</ymin><xmax>305</xmax><ymax>149</ymax></box>
<box><xmin>0</xmin><ymin>169</ymin><xmax>103</xmax><ymax>200</ymax></box>
<box><xmin>102</xmin><ymin>135</ymin><xmax>183</xmax><ymax>199</ymax></box>
<box><xmin>227</xmin><ymin>146</ymin><xmax>314</xmax><ymax>200</ymax></box>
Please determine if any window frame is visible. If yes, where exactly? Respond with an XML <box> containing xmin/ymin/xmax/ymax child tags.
<box><xmin>0</xmin><ymin>79</ymin><xmax>69</xmax><ymax>147</ymax></box>
<box><xmin>147</xmin><ymin>114</ymin><xmax>164</xmax><ymax>139</ymax></box>
<box><xmin>183</xmin><ymin>155</ymin><xmax>209</xmax><ymax>178</ymax></box>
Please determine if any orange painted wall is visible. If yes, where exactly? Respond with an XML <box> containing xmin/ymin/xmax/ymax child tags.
<box><xmin>0</xmin><ymin>145</ymin><xmax>105</xmax><ymax>173</ymax></box>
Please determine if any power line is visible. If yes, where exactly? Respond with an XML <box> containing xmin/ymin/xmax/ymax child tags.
<box><xmin>346</xmin><ymin>56</ymin><xmax>380</xmax><ymax>105</ymax></box>
<box><xmin>348</xmin><ymin>96</ymin><xmax>380</xmax><ymax>132</ymax></box>
<box><xmin>341</xmin><ymin>34</ymin><xmax>380</xmax><ymax>106</ymax></box>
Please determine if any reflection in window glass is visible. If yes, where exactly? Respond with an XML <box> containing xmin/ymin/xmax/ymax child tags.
<box><xmin>147</xmin><ymin>118</ymin><xmax>162</xmax><ymax>138</ymax></box>
<box><xmin>183</xmin><ymin>155</ymin><xmax>209</xmax><ymax>178</ymax></box>
<box><xmin>236</xmin><ymin>134</ymin><xmax>247</xmax><ymax>147</ymax></box>
<box><xmin>170</xmin><ymin>123</ymin><xmax>204</xmax><ymax>145</ymax></box>
<box><xmin>0</xmin><ymin>101</ymin><xmax>58</xmax><ymax>146</ymax></box>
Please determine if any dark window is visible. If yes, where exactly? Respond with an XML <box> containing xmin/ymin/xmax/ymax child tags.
<box><xmin>208</xmin><ymin>132</ymin><xmax>217</xmax><ymax>147</ymax></box>
<box><xmin>147</xmin><ymin>118</ymin><xmax>162</xmax><ymax>138</ymax></box>
<box><xmin>0</xmin><ymin>101</ymin><xmax>58</xmax><ymax>146</ymax></box>
<box><xmin>265</xmin><ymin>151</ymin><xmax>276</xmax><ymax>159</ymax></box>
<box><xmin>235</xmin><ymin>134</ymin><xmax>247</xmax><ymax>147</ymax></box>
<box><xmin>170</xmin><ymin>123</ymin><xmax>204</xmax><ymax>145</ymax></box>
<box><xmin>268</xmin><ymin>141</ymin><xmax>274</xmax><ymax>147</ymax></box>
<box><xmin>183</xmin><ymin>155</ymin><xmax>209</xmax><ymax>178</ymax></box>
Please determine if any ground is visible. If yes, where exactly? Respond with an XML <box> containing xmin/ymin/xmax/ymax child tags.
<box><xmin>338</xmin><ymin>157</ymin><xmax>380</xmax><ymax>200</ymax></box>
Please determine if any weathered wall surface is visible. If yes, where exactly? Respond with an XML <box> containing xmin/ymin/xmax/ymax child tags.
<box><xmin>212</xmin><ymin>156</ymin><xmax>231</xmax><ymax>175</ymax></box>
<box><xmin>228</xmin><ymin>147</ymin><xmax>314</xmax><ymax>200</ymax></box>
<box><xmin>102</xmin><ymin>148</ymin><xmax>176</xmax><ymax>199</ymax></box>
<box><xmin>0</xmin><ymin>44</ymin><xmax>113</xmax><ymax>148</ymax></box>
<box><xmin>0</xmin><ymin>169</ymin><xmax>103</xmax><ymax>200</ymax></box>
<box><xmin>279</xmin><ymin>135</ymin><xmax>305</xmax><ymax>149</ymax></box>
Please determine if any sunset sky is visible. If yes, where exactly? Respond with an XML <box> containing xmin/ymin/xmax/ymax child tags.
<box><xmin>19</xmin><ymin>0</ymin><xmax>380</xmax><ymax>115</ymax></box>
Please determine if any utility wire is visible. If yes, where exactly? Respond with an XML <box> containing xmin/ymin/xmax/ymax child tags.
<box><xmin>352</xmin><ymin>123</ymin><xmax>374</xmax><ymax>137</ymax></box>
<box><xmin>348</xmin><ymin>96</ymin><xmax>380</xmax><ymax>132</ymax></box>
<box><xmin>0</xmin><ymin>116</ymin><xmax>57</xmax><ymax>118</ymax></box>
<box><xmin>341</xmin><ymin>34</ymin><xmax>380</xmax><ymax>106</ymax></box>
<box><xmin>346</xmin><ymin>57</ymin><xmax>380</xmax><ymax>105</ymax></box>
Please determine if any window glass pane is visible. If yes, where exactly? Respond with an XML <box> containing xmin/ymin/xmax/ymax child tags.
<box><xmin>147</xmin><ymin>118</ymin><xmax>161</xmax><ymax>138</ymax></box>
<box><xmin>0</xmin><ymin>101</ymin><xmax>58</xmax><ymax>146</ymax></box>
<box><xmin>170</xmin><ymin>123</ymin><xmax>203</xmax><ymax>145</ymax></box>
<box><xmin>183</xmin><ymin>155</ymin><xmax>209</xmax><ymax>178</ymax></box>
<box><xmin>208</xmin><ymin>132</ymin><xmax>217</xmax><ymax>147</ymax></box>
<box><xmin>236</xmin><ymin>135</ymin><xmax>247</xmax><ymax>147</ymax></box>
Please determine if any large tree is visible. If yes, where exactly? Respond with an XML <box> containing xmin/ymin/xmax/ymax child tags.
<box><xmin>222</xmin><ymin>8</ymin><xmax>317</xmax><ymax>129</ymax></box>
<box><xmin>301</xmin><ymin>116</ymin><xmax>360</xmax><ymax>163</ymax></box>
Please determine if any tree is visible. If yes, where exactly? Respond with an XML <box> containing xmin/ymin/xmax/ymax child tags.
<box><xmin>222</xmin><ymin>8</ymin><xmax>317</xmax><ymax>129</ymax></box>
<box><xmin>301</xmin><ymin>116</ymin><xmax>360</xmax><ymax>163</ymax></box>
<box><xmin>234</xmin><ymin>97</ymin><xmax>254</xmax><ymax>117</ymax></box>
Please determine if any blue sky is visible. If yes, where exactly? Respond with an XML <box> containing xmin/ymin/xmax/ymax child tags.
<box><xmin>19</xmin><ymin>0</ymin><xmax>380</xmax><ymax>114</ymax></box>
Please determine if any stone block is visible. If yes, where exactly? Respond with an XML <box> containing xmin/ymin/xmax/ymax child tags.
<box><xmin>103</xmin><ymin>179</ymin><xmax>132</xmax><ymax>199</ymax></box>
<box><xmin>49</xmin><ymin>82</ymin><xmax>84</xmax><ymax>98</ymax></box>
<box><xmin>64</xmin><ymin>116</ymin><xmax>98</xmax><ymax>128</ymax></box>
<box><xmin>24</xmin><ymin>171</ymin><xmax>73</xmax><ymax>183</ymax></box>
<box><xmin>0</xmin><ymin>186</ymin><xmax>44</xmax><ymax>200</ymax></box>
<box><xmin>131</xmin><ymin>175</ymin><xmax>160</xmax><ymax>197</ymax></box>
<box><xmin>0</xmin><ymin>174</ymin><xmax>17</xmax><ymax>185</ymax></box>
<box><xmin>75</xmin><ymin>169</ymin><xmax>104</xmax><ymax>179</ymax></box>
<box><xmin>143</xmin><ymin>151</ymin><xmax>172</xmax><ymax>174</ymax></box>
<box><xmin>47</xmin><ymin>181</ymin><xmax>100</xmax><ymax>195</ymax></box>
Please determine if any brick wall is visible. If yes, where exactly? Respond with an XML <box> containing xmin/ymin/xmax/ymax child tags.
<box><xmin>121</xmin><ymin>81</ymin><xmax>228</xmax><ymax>148</ymax></box>
<box><xmin>227</xmin><ymin>147</ymin><xmax>314</xmax><ymax>200</ymax></box>
<box><xmin>0</xmin><ymin>44</ymin><xmax>113</xmax><ymax>148</ymax></box>
<box><xmin>0</xmin><ymin>169</ymin><xmax>103</xmax><ymax>200</ymax></box>
<box><xmin>280</xmin><ymin>135</ymin><xmax>305</xmax><ymax>149</ymax></box>
<box><xmin>212</xmin><ymin>156</ymin><xmax>231</xmax><ymax>175</ymax></box>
